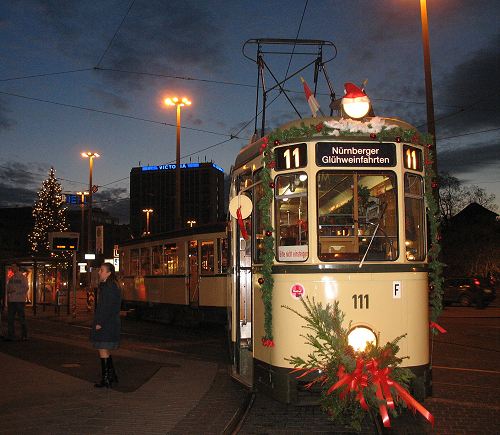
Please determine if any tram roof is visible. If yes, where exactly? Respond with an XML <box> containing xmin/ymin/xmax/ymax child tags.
<box><xmin>119</xmin><ymin>222</ymin><xmax>227</xmax><ymax>247</ymax></box>
<box><xmin>233</xmin><ymin>116</ymin><xmax>417</xmax><ymax>170</ymax></box>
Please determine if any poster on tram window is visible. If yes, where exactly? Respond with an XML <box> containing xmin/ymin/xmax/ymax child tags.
<box><xmin>278</xmin><ymin>245</ymin><xmax>308</xmax><ymax>262</ymax></box>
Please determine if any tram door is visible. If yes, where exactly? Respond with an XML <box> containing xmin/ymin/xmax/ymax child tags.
<box><xmin>235</xmin><ymin>191</ymin><xmax>253</xmax><ymax>385</ymax></box>
<box><xmin>188</xmin><ymin>240</ymin><xmax>199</xmax><ymax>307</ymax></box>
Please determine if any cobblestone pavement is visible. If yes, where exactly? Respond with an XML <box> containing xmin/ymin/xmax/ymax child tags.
<box><xmin>1</xmin><ymin>299</ymin><xmax>499</xmax><ymax>434</ymax></box>
<box><xmin>0</xmin><ymin>305</ymin><xmax>248</xmax><ymax>435</ymax></box>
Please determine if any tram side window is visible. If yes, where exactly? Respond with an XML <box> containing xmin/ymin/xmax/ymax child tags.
<box><xmin>121</xmin><ymin>250</ymin><xmax>129</xmax><ymax>275</ymax></box>
<box><xmin>275</xmin><ymin>172</ymin><xmax>308</xmax><ymax>262</ymax></box>
<box><xmin>404</xmin><ymin>173</ymin><xmax>426</xmax><ymax>261</ymax></box>
<box><xmin>201</xmin><ymin>241</ymin><xmax>215</xmax><ymax>274</ymax></box>
<box><xmin>152</xmin><ymin>245</ymin><xmax>162</xmax><ymax>275</ymax></box>
<box><xmin>254</xmin><ymin>172</ymin><xmax>265</xmax><ymax>263</ymax></box>
<box><xmin>130</xmin><ymin>248</ymin><xmax>140</xmax><ymax>275</ymax></box>
<box><xmin>218</xmin><ymin>238</ymin><xmax>228</xmax><ymax>273</ymax></box>
<box><xmin>140</xmin><ymin>247</ymin><xmax>151</xmax><ymax>276</ymax></box>
<box><xmin>317</xmin><ymin>171</ymin><xmax>398</xmax><ymax>261</ymax></box>
<box><xmin>163</xmin><ymin>243</ymin><xmax>179</xmax><ymax>274</ymax></box>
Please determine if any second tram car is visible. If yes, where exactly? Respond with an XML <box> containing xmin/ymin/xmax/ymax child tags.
<box><xmin>119</xmin><ymin>223</ymin><xmax>229</xmax><ymax>324</ymax></box>
<box><xmin>228</xmin><ymin>116</ymin><xmax>430</xmax><ymax>403</ymax></box>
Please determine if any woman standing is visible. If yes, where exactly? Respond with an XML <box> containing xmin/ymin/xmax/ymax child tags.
<box><xmin>91</xmin><ymin>262</ymin><xmax>122</xmax><ymax>388</ymax></box>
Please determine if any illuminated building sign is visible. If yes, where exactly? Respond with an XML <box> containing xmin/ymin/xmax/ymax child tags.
<box><xmin>316</xmin><ymin>142</ymin><xmax>396</xmax><ymax>167</ymax></box>
<box><xmin>64</xmin><ymin>194</ymin><xmax>88</xmax><ymax>205</ymax></box>
<box><xmin>141</xmin><ymin>162</ymin><xmax>225</xmax><ymax>173</ymax></box>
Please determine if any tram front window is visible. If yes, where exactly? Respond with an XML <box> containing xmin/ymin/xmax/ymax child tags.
<box><xmin>275</xmin><ymin>172</ymin><xmax>308</xmax><ymax>262</ymax></box>
<box><xmin>317</xmin><ymin>171</ymin><xmax>398</xmax><ymax>261</ymax></box>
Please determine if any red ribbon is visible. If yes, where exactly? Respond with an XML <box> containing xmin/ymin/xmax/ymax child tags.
<box><xmin>236</xmin><ymin>206</ymin><xmax>249</xmax><ymax>240</ymax></box>
<box><xmin>261</xmin><ymin>337</ymin><xmax>275</xmax><ymax>347</ymax></box>
<box><xmin>366</xmin><ymin>358</ymin><xmax>434</xmax><ymax>428</ymax></box>
<box><xmin>328</xmin><ymin>358</ymin><xmax>369</xmax><ymax>410</ymax></box>
<box><xmin>430</xmin><ymin>321</ymin><xmax>447</xmax><ymax>334</ymax></box>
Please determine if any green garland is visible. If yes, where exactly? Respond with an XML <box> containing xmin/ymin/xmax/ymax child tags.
<box><xmin>257</xmin><ymin>120</ymin><xmax>444</xmax><ymax>345</ymax></box>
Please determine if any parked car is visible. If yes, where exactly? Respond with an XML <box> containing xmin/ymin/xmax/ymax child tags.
<box><xmin>443</xmin><ymin>277</ymin><xmax>496</xmax><ymax>307</ymax></box>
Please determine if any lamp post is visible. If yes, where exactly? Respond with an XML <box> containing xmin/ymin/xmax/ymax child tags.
<box><xmin>419</xmin><ymin>0</ymin><xmax>438</xmax><ymax>198</ymax></box>
<box><xmin>81</xmin><ymin>152</ymin><xmax>100</xmax><ymax>253</ymax></box>
<box><xmin>142</xmin><ymin>208</ymin><xmax>154</xmax><ymax>235</ymax></box>
<box><xmin>164</xmin><ymin>97</ymin><xmax>192</xmax><ymax>229</ymax></box>
<box><xmin>76</xmin><ymin>191</ymin><xmax>89</xmax><ymax>254</ymax></box>
<box><xmin>187</xmin><ymin>219</ymin><xmax>197</xmax><ymax>228</ymax></box>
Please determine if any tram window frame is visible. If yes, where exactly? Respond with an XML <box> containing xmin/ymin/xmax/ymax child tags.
<box><xmin>201</xmin><ymin>240</ymin><xmax>215</xmax><ymax>275</ymax></box>
<box><xmin>274</xmin><ymin>171</ymin><xmax>309</xmax><ymax>262</ymax></box>
<box><xmin>404</xmin><ymin>173</ymin><xmax>426</xmax><ymax>261</ymax></box>
<box><xmin>316</xmin><ymin>170</ymin><xmax>399</xmax><ymax>262</ymax></box>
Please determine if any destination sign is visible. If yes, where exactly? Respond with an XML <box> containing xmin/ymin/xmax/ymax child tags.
<box><xmin>316</xmin><ymin>142</ymin><xmax>396</xmax><ymax>167</ymax></box>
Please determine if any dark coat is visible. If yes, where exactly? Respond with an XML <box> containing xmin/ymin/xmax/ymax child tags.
<box><xmin>90</xmin><ymin>279</ymin><xmax>122</xmax><ymax>344</ymax></box>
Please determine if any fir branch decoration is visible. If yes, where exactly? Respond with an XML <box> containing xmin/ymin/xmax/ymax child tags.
<box><xmin>283</xmin><ymin>297</ymin><xmax>433</xmax><ymax>431</ymax></box>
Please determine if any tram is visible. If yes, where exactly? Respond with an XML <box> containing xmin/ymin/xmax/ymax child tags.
<box><xmin>227</xmin><ymin>114</ymin><xmax>430</xmax><ymax>402</ymax></box>
<box><xmin>228</xmin><ymin>40</ymin><xmax>430</xmax><ymax>403</ymax></box>
<box><xmin>118</xmin><ymin>223</ymin><xmax>229</xmax><ymax>324</ymax></box>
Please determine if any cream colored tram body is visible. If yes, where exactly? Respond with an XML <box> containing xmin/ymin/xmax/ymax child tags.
<box><xmin>228</xmin><ymin>116</ymin><xmax>430</xmax><ymax>403</ymax></box>
<box><xmin>119</xmin><ymin>223</ymin><xmax>229</xmax><ymax>324</ymax></box>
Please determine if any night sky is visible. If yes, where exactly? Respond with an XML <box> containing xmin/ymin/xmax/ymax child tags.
<box><xmin>1</xmin><ymin>0</ymin><xmax>499</xmax><ymax>223</ymax></box>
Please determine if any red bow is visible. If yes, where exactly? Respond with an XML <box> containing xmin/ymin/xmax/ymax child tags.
<box><xmin>328</xmin><ymin>358</ymin><xmax>369</xmax><ymax>410</ymax></box>
<box><xmin>429</xmin><ymin>321</ymin><xmax>447</xmax><ymax>334</ymax></box>
<box><xmin>366</xmin><ymin>358</ymin><xmax>434</xmax><ymax>428</ymax></box>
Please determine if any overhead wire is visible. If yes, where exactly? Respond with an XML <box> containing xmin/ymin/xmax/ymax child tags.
<box><xmin>0</xmin><ymin>68</ymin><xmax>94</xmax><ymax>82</ymax></box>
<box><xmin>0</xmin><ymin>90</ymin><xmax>237</xmax><ymax>138</ymax></box>
<box><xmin>95</xmin><ymin>0</ymin><xmax>137</xmax><ymax>68</ymax></box>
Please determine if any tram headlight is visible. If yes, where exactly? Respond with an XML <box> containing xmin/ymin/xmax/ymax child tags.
<box><xmin>347</xmin><ymin>326</ymin><xmax>377</xmax><ymax>352</ymax></box>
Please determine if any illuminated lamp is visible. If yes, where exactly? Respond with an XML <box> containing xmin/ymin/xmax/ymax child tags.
<box><xmin>347</xmin><ymin>325</ymin><xmax>377</xmax><ymax>352</ymax></box>
<box><xmin>342</xmin><ymin>82</ymin><xmax>371</xmax><ymax>119</ymax></box>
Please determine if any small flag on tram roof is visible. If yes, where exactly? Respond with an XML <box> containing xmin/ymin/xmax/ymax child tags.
<box><xmin>300</xmin><ymin>76</ymin><xmax>321</xmax><ymax>118</ymax></box>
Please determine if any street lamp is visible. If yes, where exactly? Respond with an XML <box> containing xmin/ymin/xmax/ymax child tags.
<box><xmin>142</xmin><ymin>208</ymin><xmax>154</xmax><ymax>235</ymax></box>
<box><xmin>81</xmin><ymin>151</ymin><xmax>100</xmax><ymax>253</ymax></box>
<box><xmin>187</xmin><ymin>219</ymin><xmax>197</xmax><ymax>228</ymax></box>
<box><xmin>76</xmin><ymin>191</ymin><xmax>89</xmax><ymax>253</ymax></box>
<box><xmin>164</xmin><ymin>96</ymin><xmax>192</xmax><ymax>229</ymax></box>
<box><xmin>419</xmin><ymin>0</ymin><xmax>438</xmax><ymax>198</ymax></box>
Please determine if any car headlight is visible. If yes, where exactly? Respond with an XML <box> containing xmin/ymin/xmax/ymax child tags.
<box><xmin>348</xmin><ymin>326</ymin><xmax>377</xmax><ymax>352</ymax></box>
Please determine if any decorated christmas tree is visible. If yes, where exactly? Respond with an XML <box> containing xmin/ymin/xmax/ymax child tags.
<box><xmin>29</xmin><ymin>167</ymin><xmax>68</xmax><ymax>256</ymax></box>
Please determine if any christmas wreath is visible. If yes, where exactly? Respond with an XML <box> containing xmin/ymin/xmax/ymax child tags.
<box><xmin>283</xmin><ymin>297</ymin><xmax>434</xmax><ymax>431</ymax></box>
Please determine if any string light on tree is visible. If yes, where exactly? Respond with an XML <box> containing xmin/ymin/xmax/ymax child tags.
<box><xmin>29</xmin><ymin>167</ymin><xmax>69</xmax><ymax>258</ymax></box>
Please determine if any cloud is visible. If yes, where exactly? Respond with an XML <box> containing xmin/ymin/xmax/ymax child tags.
<box><xmin>436</xmin><ymin>33</ymin><xmax>500</xmax><ymax>134</ymax></box>
<box><xmin>438</xmin><ymin>140</ymin><xmax>500</xmax><ymax>174</ymax></box>
<box><xmin>88</xmin><ymin>88</ymin><xmax>130</xmax><ymax>110</ymax></box>
<box><xmin>93</xmin><ymin>186</ymin><xmax>129</xmax><ymax>224</ymax></box>
<box><xmin>0</xmin><ymin>182</ymin><xmax>37</xmax><ymax>207</ymax></box>
<box><xmin>23</xmin><ymin>0</ymin><xmax>226</xmax><ymax>91</ymax></box>
<box><xmin>0</xmin><ymin>98</ymin><xmax>16</xmax><ymax>131</ymax></box>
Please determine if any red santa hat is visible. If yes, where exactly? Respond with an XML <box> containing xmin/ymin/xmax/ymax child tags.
<box><xmin>342</xmin><ymin>82</ymin><xmax>370</xmax><ymax>118</ymax></box>
<box><xmin>343</xmin><ymin>82</ymin><xmax>369</xmax><ymax>103</ymax></box>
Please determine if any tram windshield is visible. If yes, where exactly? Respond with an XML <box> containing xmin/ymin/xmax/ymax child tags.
<box><xmin>317</xmin><ymin>171</ymin><xmax>398</xmax><ymax>261</ymax></box>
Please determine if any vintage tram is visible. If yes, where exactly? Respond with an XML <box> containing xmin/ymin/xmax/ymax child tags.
<box><xmin>227</xmin><ymin>115</ymin><xmax>430</xmax><ymax>403</ymax></box>
<box><xmin>118</xmin><ymin>223</ymin><xmax>229</xmax><ymax>324</ymax></box>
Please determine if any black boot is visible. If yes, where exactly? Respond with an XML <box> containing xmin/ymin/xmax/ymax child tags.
<box><xmin>94</xmin><ymin>358</ymin><xmax>111</xmax><ymax>388</ymax></box>
<box><xmin>108</xmin><ymin>356</ymin><xmax>119</xmax><ymax>384</ymax></box>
